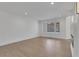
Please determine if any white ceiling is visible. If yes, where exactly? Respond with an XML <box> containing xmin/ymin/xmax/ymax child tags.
<box><xmin>0</xmin><ymin>2</ymin><xmax>75</xmax><ymax>20</ymax></box>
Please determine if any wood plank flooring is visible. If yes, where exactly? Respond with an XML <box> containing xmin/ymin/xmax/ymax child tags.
<box><xmin>0</xmin><ymin>37</ymin><xmax>72</xmax><ymax>57</ymax></box>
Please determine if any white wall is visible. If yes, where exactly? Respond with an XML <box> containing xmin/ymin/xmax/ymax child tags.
<box><xmin>39</xmin><ymin>16</ymin><xmax>72</xmax><ymax>39</ymax></box>
<box><xmin>74</xmin><ymin>14</ymin><xmax>79</xmax><ymax>56</ymax></box>
<box><xmin>0</xmin><ymin>10</ymin><xmax>74</xmax><ymax>46</ymax></box>
<box><xmin>0</xmin><ymin>11</ymin><xmax>38</xmax><ymax>46</ymax></box>
<box><xmin>65</xmin><ymin>16</ymin><xmax>72</xmax><ymax>39</ymax></box>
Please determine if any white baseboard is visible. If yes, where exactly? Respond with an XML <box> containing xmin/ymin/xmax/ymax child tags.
<box><xmin>0</xmin><ymin>35</ymin><xmax>39</xmax><ymax>46</ymax></box>
<box><xmin>39</xmin><ymin>36</ymin><xmax>70</xmax><ymax>40</ymax></box>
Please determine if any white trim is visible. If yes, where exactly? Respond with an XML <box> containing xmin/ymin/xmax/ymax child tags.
<box><xmin>70</xmin><ymin>43</ymin><xmax>73</xmax><ymax>57</ymax></box>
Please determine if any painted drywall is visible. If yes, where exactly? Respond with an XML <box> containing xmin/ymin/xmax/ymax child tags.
<box><xmin>39</xmin><ymin>16</ymin><xmax>72</xmax><ymax>39</ymax></box>
<box><xmin>0</xmin><ymin>10</ymin><xmax>73</xmax><ymax>46</ymax></box>
<box><xmin>65</xmin><ymin>16</ymin><xmax>72</xmax><ymax>39</ymax></box>
<box><xmin>0</xmin><ymin>11</ymin><xmax>38</xmax><ymax>46</ymax></box>
<box><xmin>74</xmin><ymin>14</ymin><xmax>79</xmax><ymax>57</ymax></box>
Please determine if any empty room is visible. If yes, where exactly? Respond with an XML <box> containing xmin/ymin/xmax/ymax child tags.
<box><xmin>0</xmin><ymin>2</ymin><xmax>76</xmax><ymax>57</ymax></box>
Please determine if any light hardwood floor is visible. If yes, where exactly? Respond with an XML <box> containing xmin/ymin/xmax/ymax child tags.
<box><xmin>0</xmin><ymin>37</ymin><xmax>72</xmax><ymax>57</ymax></box>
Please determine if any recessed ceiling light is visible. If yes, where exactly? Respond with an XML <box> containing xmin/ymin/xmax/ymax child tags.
<box><xmin>50</xmin><ymin>2</ymin><xmax>54</xmax><ymax>5</ymax></box>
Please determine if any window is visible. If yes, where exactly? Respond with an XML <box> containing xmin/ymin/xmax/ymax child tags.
<box><xmin>47</xmin><ymin>23</ymin><xmax>54</xmax><ymax>32</ymax></box>
<box><xmin>56</xmin><ymin>22</ymin><xmax>60</xmax><ymax>32</ymax></box>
